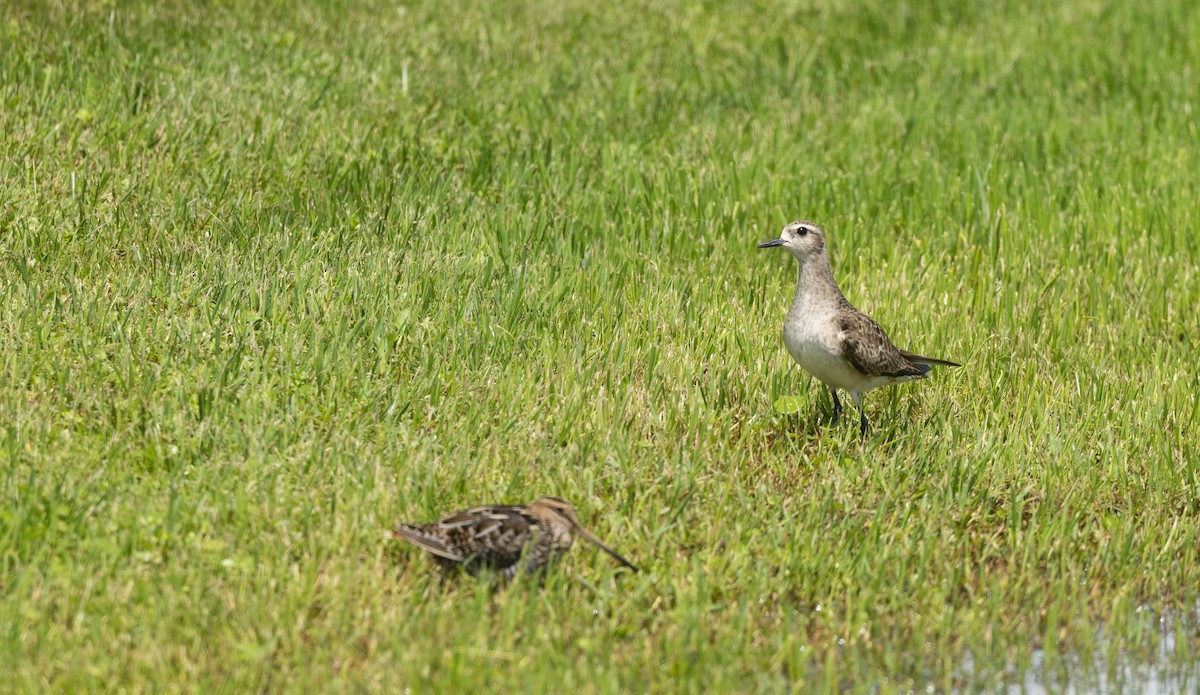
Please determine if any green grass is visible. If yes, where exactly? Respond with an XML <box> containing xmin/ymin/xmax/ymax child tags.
<box><xmin>3</xmin><ymin>0</ymin><xmax>1199</xmax><ymax>691</ymax></box>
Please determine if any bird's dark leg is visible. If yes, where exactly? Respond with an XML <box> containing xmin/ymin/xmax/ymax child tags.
<box><xmin>849</xmin><ymin>392</ymin><xmax>868</xmax><ymax>438</ymax></box>
<box><xmin>829</xmin><ymin>388</ymin><xmax>842</xmax><ymax>424</ymax></box>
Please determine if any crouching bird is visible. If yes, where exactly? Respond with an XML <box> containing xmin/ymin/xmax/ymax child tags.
<box><xmin>391</xmin><ymin>496</ymin><xmax>638</xmax><ymax>578</ymax></box>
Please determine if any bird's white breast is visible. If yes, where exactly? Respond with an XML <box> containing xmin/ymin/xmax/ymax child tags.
<box><xmin>782</xmin><ymin>307</ymin><xmax>870</xmax><ymax>392</ymax></box>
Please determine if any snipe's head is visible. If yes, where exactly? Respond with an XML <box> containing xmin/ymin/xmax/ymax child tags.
<box><xmin>527</xmin><ymin>496</ymin><xmax>639</xmax><ymax>572</ymax></box>
<box><xmin>757</xmin><ymin>220</ymin><xmax>826</xmax><ymax>261</ymax></box>
<box><xmin>527</xmin><ymin>496</ymin><xmax>580</xmax><ymax>529</ymax></box>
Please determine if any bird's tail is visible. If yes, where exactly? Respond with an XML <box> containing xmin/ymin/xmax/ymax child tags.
<box><xmin>898</xmin><ymin>349</ymin><xmax>961</xmax><ymax>368</ymax></box>
<box><xmin>390</xmin><ymin>525</ymin><xmax>464</xmax><ymax>562</ymax></box>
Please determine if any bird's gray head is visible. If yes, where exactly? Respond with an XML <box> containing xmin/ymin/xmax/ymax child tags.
<box><xmin>757</xmin><ymin>220</ymin><xmax>826</xmax><ymax>260</ymax></box>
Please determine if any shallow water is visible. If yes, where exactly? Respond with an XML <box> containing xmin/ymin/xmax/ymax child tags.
<box><xmin>1015</xmin><ymin>637</ymin><xmax>1190</xmax><ymax>694</ymax></box>
<box><xmin>960</xmin><ymin>604</ymin><xmax>1198</xmax><ymax>693</ymax></box>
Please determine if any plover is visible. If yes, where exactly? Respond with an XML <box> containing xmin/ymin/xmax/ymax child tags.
<box><xmin>391</xmin><ymin>496</ymin><xmax>638</xmax><ymax>578</ymax></box>
<box><xmin>758</xmin><ymin>220</ymin><xmax>959</xmax><ymax>435</ymax></box>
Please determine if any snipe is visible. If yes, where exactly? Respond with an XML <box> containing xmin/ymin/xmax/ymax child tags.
<box><xmin>391</xmin><ymin>496</ymin><xmax>638</xmax><ymax>578</ymax></box>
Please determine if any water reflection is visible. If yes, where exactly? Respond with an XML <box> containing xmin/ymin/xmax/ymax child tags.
<box><xmin>959</xmin><ymin>603</ymin><xmax>1198</xmax><ymax>693</ymax></box>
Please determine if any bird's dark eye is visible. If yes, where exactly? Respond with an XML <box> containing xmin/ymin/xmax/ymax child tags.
<box><xmin>796</xmin><ymin>226</ymin><xmax>808</xmax><ymax>236</ymax></box>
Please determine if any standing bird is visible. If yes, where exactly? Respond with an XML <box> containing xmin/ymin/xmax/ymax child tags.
<box><xmin>758</xmin><ymin>220</ymin><xmax>959</xmax><ymax>435</ymax></box>
<box><xmin>391</xmin><ymin>496</ymin><xmax>638</xmax><ymax>578</ymax></box>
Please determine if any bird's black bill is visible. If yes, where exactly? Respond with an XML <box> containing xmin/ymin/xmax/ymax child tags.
<box><xmin>576</xmin><ymin>526</ymin><xmax>639</xmax><ymax>572</ymax></box>
<box><xmin>757</xmin><ymin>238</ymin><xmax>785</xmax><ymax>248</ymax></box>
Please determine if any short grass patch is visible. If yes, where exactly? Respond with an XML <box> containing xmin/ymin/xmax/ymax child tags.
<box><xmin>2</xmin><ymin>0</ymin><xmax>1199</xmax><ymax>691</ymax></box>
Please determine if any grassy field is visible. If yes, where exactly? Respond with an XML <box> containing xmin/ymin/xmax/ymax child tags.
<box><xmin>3</xmin><ymin>0</ymin><xmax>1200</xmax><ymax>691</ymax></box>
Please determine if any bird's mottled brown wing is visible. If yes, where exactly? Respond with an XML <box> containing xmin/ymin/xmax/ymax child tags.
<box><xmin>837</xmin><ymin>309</ymin><xmax>928</xmax><ymax>378</ymax></box>
<box><xmin>427</xmin><ymin>505</ymin><xmax>537</xmax><ymax>572</ymax></box>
